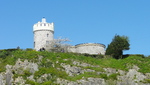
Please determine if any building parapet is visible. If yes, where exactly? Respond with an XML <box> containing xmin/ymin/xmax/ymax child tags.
<box><xmin>75</xmin><ymin>43</ymin><xmax>105</xmax><ymax>48</ymax></box>
<box><xmin>33</xmin><ymin>18</ymin><xmax>54</xmax><ymax>32</ymax></box>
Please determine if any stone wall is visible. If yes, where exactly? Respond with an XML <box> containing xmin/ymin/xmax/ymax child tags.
<box><xmin>33</xmin><ymin>18</ymin><xmax>54</xmax><ymax>51</ymax></box>
<box><xmin>34</xmin><ymin>30</ymin><xmax>53</xmax><ymax>51</ymax></box>
<box><xmin>68</xmin><ymin>43</ymin><xmax>105</xmax><ymax>55</ymax></box>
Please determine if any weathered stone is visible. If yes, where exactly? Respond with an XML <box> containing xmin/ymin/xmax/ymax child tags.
<box><xmin>103</xmin><ymin>68</ymin><xmax>117</xmax><ymax>76</ymax></box>
<box><xmin>117</xmin><ymin>66</ymin><xmax>147</xmax><ymax>85</ymax></box>
<box><xmin>57</xmin><ymin>77</ymin><xmax>106</xmax><ymax>85</ymax></box>
<box><xmin>1</xmin><ymin>56</ymin><xmax>150</xmax><ymax>85</ymax></box>
<box><xmin>6</xmin><ymin>65</ymin><xmax>13</xmax><ymax>85</ymax></box>
<box><xmin>73</xmin><ymin>61</ymin><xmax>99</xmax><ymax>67</ymax></box>
<box><xmin>84</xmin><ymin>69</ymin><xmax>95</xmax><ymax>73</ymax></box>
<box><xmin>27</xmin><ymin>75</ymin><xmax>35</xmax><ymax>82</ymax></box>
<box><xmin>37</xmin><ymin>55</ymin><xmax>43</xmax><ymax>64</ymax></box>
<box><xmin>13</xmin><ymin>58</ymin><xmax>38</xmax><ymax>74</ymax></box>
<box><xmin>14</xmin><ymin>76</ymin><xmax>26</xmax><ymax>85</ymax></box>
<box><xmin>0</xmin><ymin>73</ymin><xmax>6</xmax><ymax>85</ymax></box>
<box><xmin>61</xmin><ymin>63</ymin><xmax>90</xmax><ymax>76</ymax></box>
<box><xmin>37</xmin><ymin>74</ymin><xmax>52</xmax><ymax>83</ymax></box>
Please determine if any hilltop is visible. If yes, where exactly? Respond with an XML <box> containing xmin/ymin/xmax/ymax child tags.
<box><xmin>0</xmin><ymin>49</ymin><xmax>150</xmax><ymax>85</ymax></box>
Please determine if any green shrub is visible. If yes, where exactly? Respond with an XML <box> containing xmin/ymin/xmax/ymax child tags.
<box><xmin>25</xmin><ymin>48</ymin><xmax>34</xmax><ymax>51</ymax></box>
<box><xmin>100</xmin><ymin>74</ymin><xmax>108</xmax><ymax>80</ymax></box>
<box><xmin>108</xmin><ymin>73</ymin><xmax>119</xmax><ymax>80</ymax></box>
<box><xmin>42</xmin><ymin>81</ymin><xmax>52</xmax><ymax>85</ymax></box>
<box><xmin>24</xmin><ymin>70</ymin><xmax>32</xmax><ymax>77</ymax></box>
<box><xmin>25</xmin><ymin>80</ymin><xmax>39</xmax><ymax>85</ymax></box>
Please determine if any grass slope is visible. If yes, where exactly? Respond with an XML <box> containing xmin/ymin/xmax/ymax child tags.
<box><xmin>0</xmin><ymin>49</ymin><xmax>150</xmax><ymax>84</ymax></box>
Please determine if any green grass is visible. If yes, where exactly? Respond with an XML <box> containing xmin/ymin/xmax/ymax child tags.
<box><xmin>1</xmin><ymin>50</ymin><xmax>150</xmax><ymax>84</ymax></box>
<box><xmin>0</xmin><ymin>50</ymin><xmax>149</xmax><ymax>73</ymax></box>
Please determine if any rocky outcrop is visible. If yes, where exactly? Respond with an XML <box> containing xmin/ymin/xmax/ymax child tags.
<box><xmin>61</xmin><ymin>63</ymin><xmax>84</xmax><ymax>76</ymax></box>
<box><xmin>14</xmin><ymin>76</ymin><xmax>26</xmax><ymax>85</ymax></box>
<box><xmin>1</xmin><ymin>57</ymin><xmax>150</xmax><ymax>85</ymax></box>
<box><xmin>117</xmin><ymin>66</ymin><xmax>148</xmax><ymax>85</ymax></box>
<box><xmin>36</xmin><ymin>74</ymin><xmax>52</xmax><ymax>83</ymax></box>
<box><xmin>57</xmin><ymin>63</ymin><xmax>150</xmax><ymax>85</ymax></box>
<box><xmin>13</xmin><ymin>58</ymin><xmax>38</xmax><ymax>74</ymax></box>
<box><xmin>57</xmin><ymin>78</ymin><xmax>105</xmax><ymax>85</ymax></box>
<box><xmin>60</xmin><ymin>63</ymin><xmax>95</xmax><ymax>76</ymax></box>
<box><xmin>0</xmin><ymin>73</ymin><xmax>5</xmax><ymax>85</ymax></box>
<box><xmin>6</xmin><ymin>65</ymin><xmax>13</xmax><ymax>85</ymax></box>
<box><xmin>0</xmin><ymin>59</ymin><xmax>39</xmax><ymax>85</ymax></box>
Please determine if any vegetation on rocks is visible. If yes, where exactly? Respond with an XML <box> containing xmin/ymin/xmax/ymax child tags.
<box><xmin>0</xmin><ymin>49</ymin><xmax>150</xmax><ymax>84</ymax></box>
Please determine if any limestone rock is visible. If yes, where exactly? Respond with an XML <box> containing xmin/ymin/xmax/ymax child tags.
<box><xmin>37</xmin><ymin>74</ymin><xmax>52</xmax><ymax>83</ymax></box>
<box><xmin>0</xmin><ymin>59</ymin><xmax>39</xmax><ymax>85</ymax></box>
<box><xmin>6</xmin><ymin>65</ymin><xmax>13</xmax><ymax>85</ymax></box>
<box><xmin>27</xmin><ymin>75</ymin><xmax>35</xmax><ymax>82</ymax></box>
<box><xmin>0</xmin><ymin>73</ymin><xmax>6</xmax><ymax>85</ymax></box>
<box><xmin>13</xmin><ymin>58</ymin><xmax>38</xmax><ymax>74</ymax></box>
<box><xmin>103</xmin><ymin>68</ymin><xmax>117</xmax><ymax>76</ymax></box>
<box><xmin>14</xmin><ymin>76</ymin><xmax>26</xmax><ymax>85</ymax></box>
<box><xmin>73</xmin><ymin>61</ymin><xmax>99</xmax><ymax>67</ymax></box>
<box><xmin>57</xmin><ymin>77</ymin><xmax>106</xmax><ymax>85</ymax></box>
<box><xmin>117</xmin><ymin>66</ymin><xmax>148</xmax><ymax>85</ymax></box>
<box><xmin>61</xmin><ymin>63</ymin><xmax>83</xmax><ymax>76</ymax></box>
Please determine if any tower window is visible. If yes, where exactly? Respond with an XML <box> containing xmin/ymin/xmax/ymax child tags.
<box><xmin>34</xmin><ymin>42</ymin><xmax>35</xmax><ymax>48</ymax></box>
<box><xmin>47</xmin><ymin>34</ymin><xmax>49</xmax><ymax>37</ymax></box>
<box><xmin>46</xmin><ymin>41</ymin><xmax>49</xmax><ymax>44</ymax></box>
<box><xmin>44</xmin><ymin>24</ymin><xmax>46</xmax><ymax>26</ymax></box>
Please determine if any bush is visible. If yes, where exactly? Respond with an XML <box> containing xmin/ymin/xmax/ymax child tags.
<box><xmin>100</xmin><ymin>74</ymin><xmax>108</xmax><ymax>80</ymax></box>
<box><xmin>25</xmin><ymin>80</ymin><xmax>39</xmax><ymax>85</ymax></box>
<box><xmin>42</xmin><ymin>81</ymin><xmax>53</xmax><ymax>85</ymax></box>
<box><xmin>106</xmin><ymin>35</ymin><xmax>130</xmax><ymax>59</ymax></box>
<box><xmin>108</xmin><ymin>73</ymin><xmax>119</xmax><ymax>80</ymax></box>
<box><xmin>25</xmin><ymin>48</ymin><xmax>34</xmax><ymax>51</ymax></box>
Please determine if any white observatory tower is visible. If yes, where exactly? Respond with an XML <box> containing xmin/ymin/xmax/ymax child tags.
<box><xmin>33</xmin><ymin>18</ymin><xmax>54</xmax><ymax>51</ymax></box>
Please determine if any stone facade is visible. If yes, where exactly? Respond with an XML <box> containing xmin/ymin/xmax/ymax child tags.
<box><xmin>33</xmin><ymin>18</ymin><xmax>105</xmax><ymax>54</ymax></box>
<box><xmin>68</xmin><ymin>43</ymin><xmax>105</xmax><ymax>55</ymax></box>
<box><xmin>33</xmin><ymin>18</ymin><xmax>54</xmax><ymax>51</ymax></box>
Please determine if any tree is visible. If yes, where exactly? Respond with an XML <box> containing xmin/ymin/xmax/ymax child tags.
<box><xmin>106</xmin><ymin>35</ymin><xmax>130</xmax><ymax>59</ymax></box>
<box><xmin>45</xmin><ymin>37</ymin><xmax>71</xmax><ymax>52</ymax></box>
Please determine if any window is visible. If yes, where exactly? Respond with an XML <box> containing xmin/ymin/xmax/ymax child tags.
<box><xmin>34</xmin><ymin>42</ymin><xmax>35</xmax><ymax>48</ymax></box>
<box><xmin>46</xmin><ymin>41</ymin><xmax>49</xmax><ymax>44</ymax></box>
<box><xmin>44</xmin><ymin>24</ymin><xmax>46</xmax><ymax>26</ymax></box>
<box><xmin>47</xmin><ymin>34</ymin><xmax>49</xmax><ymax>37</ymax></box>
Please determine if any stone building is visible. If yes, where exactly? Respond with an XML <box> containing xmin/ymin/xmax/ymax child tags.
<box><xmin>33</xmin><ymin>18</ymin><xmax>54</xmax><ymax>51</ymax></box>
<box><xmin>68</xmin><ymin>43</ymin><xmax>105</xmax><ymax>55</ymax></box>
<box><xmin>33</xmin><ymin>18</ymin><xmax>105</xmax><ymax>54</ymax></box>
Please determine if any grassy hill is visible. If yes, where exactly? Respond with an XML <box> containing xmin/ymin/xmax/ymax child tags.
<box><xmin>0</xmin><ymin>49</ymin><xmax>150</xmax><ymax>84</ymax></box>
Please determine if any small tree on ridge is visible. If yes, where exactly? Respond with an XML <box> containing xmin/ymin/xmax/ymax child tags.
<box><xmin>106</xmin><ymin>35</ymin><xmax>130</xmax><ymax>59</ymax></box>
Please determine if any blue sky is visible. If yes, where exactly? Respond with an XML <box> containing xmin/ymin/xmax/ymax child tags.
<box><xmin>0</xmin><ymin>0</ymin><xmax>150</xmax><ymax>55</ymax></box>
